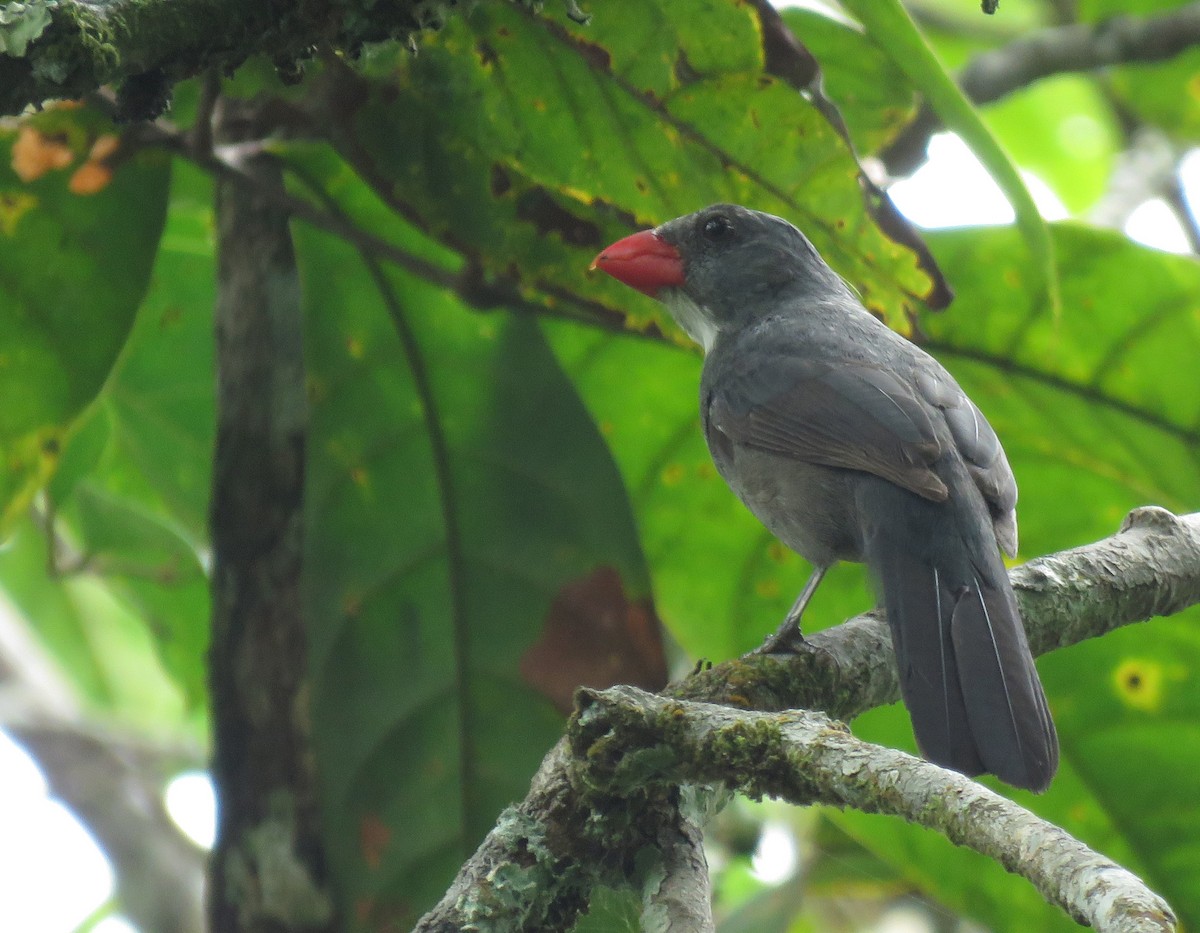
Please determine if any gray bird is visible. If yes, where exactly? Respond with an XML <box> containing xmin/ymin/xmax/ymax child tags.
<box><xmin>593</xmin><ymin>204</ymin><xmax>1058</xmax><ymax>791</ymax></box>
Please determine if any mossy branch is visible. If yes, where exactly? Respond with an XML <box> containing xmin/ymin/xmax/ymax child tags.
<box><xmin>0</xmin><ymin>0</ymin><xmax>466</xmax><ymax>118</ymax></box>
<box><xmin>417</xmin><ymin>508</ymin><xmax>1200</xmax><ymax>931</ymax></box>
<box><xmin>575</xmin><ymin>686</ymin><xmax>1176</xmax><ymax>933</ymax></box>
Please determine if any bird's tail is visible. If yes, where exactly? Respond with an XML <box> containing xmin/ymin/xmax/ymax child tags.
<box><xmin>857</xmin><ymin>469</ymin><xmax>1058</xmax><ymax>792</ymax></box>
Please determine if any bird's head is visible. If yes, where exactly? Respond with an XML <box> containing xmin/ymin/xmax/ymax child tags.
<box><xmin>592</xmin><ymin>204</ymin><xmax>844</xmax><ymax>352</ymax></box>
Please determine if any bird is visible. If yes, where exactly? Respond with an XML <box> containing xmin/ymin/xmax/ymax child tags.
<box><xmin>592</xmin><ymin>203</ymin><xmax>1058</xmax><ymax>791</ymax></box>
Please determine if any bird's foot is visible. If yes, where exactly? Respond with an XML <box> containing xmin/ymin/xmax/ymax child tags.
<box><xmin>753</xmin><ymin>623</ymin><xmax>809</xmax><ymax>656</ymax></box>
<box><xmin>753</xmin><ymin>568</ymin><xmax>826</xmax><ymax>656</ymax></box>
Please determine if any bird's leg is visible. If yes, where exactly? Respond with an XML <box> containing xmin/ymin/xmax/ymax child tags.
<box><xmin>756</xmin><ymin>565</ymin><xmax>827</xmax><ymax>655</ymax></box>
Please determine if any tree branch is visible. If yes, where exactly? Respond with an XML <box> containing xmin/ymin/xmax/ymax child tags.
<box><xmin>0</xmin><ymin>591</ymin><xmax>207</xmax><ymax>932</ymax></box>
<box><xmin>574</xmin><ymin>686</ymin><xmax>1176</xmax><ymax>933</ymax></box>
<box><xmin>679</xmin><ymin>507</ymin><xmax>1200</xmax><ymax>721</ymax></box>
<box><xmin>0</xmin><ymin>0</ymin><xmax>461</xmax><ymax>118</ymax></box>
<box><xmin>881</xmin><ymin>2</ymin><xmax>1200</xmax><ymax>176</ymax></box>
<box><xmin>650</xmin><ymin>806</ymin><xmax>715</xmax><ymax>933</ymax></box>
<box><xmin>1164</xmin><ymin>168</ymin><xmax>1200</xmax><ymax>254</ymax></box>
<box><xmin>1088</xmin><ymin>128</ymin><xmax>1177</xmax><ymax>231</ymax></box>
<box><xmin>207</xmin><ymin>104</ymin><xmax>332</xmax><ymax>932</ymax></box>
<box><xmin>418</xmin><ymin>508</ymin><xmax>1200</xmax><ymax>930</ymax></box>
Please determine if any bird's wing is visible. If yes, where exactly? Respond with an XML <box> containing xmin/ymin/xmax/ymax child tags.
<box><xmin>914</xmin><ymin>366</ymin><xmax>1019</xmax><ymax>555</ymax></box>
<box><xmin>706</xmin><ymin>356</ymin><xmax>950</xmax><ymax>502</ymax></box>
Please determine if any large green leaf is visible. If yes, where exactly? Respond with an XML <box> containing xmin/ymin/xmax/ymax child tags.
<box><xmin>921</xmin><ymin>224</ymin><xmax>1200</xmax><ymax>540</ymax></box>
<box><xmin>96</xmin><ymin>161</ymin><xmax>217</xmax><ymax>542</ymax></box>
<box><xmin>1050</xmin><ymin>617</ymin><xmax>1200</xmax><ymax>926</ymax></box>
<box><xmin>46</xmin><ymin>480</ymin><xmax>211</xmax><ymax>711</ymax></box>
<box><xmin>0</xmin><ymin>108</ymin><xmax>169</xmax><ymax>533</ymax></box>
<box><xmin>26</xmin><ymin>161</ymin><xmax>218</xmax><ymax>712</ymax></box>
<box><xmin>0</xmin><ymin>514</ymin><xmax>193</xmax><ymax>724</ymax></box>
<box><xmin>0</xmin><ymin>514</ymin><xmax>113</xmax><ymax>706</ymax></box>
<box><xmin>329</xmin><ymin>0</ymin><xmax>934</xmax><ymax>336</ymax></box>
<box><xmin>0</xmin><ymin>123</ymin><xmax>208</xmax><ymax>716</ymax></box>
<box><xmin>297</xmin><ymin>189</ymin><xmax>656</xmax><ymax>925</ymax></box>
<box><xmin>780</xmin><ymin>7</ymin><xmax>918</xmax><ymax>156</ymax></box>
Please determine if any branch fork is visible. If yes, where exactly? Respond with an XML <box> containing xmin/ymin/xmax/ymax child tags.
<box><xmin>419</xmin><ymin>509</ymin><xmax>1200</xmax><ymax>930</ymax></box>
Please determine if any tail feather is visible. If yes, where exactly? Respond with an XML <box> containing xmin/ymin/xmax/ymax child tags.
<box><xmin>950</xmin><ymin>576</ymin><xmax>1058</xmax><ymax>790</ymax></box>
<box><xmin>873</xmin><ymin>550</ymin><xmax>985</xmax><ymax>777</ymax></box>
<box><xmin>858</xmin><ymin>469</ymin><xmax>1058</xmax><ymax>792</ymax></box>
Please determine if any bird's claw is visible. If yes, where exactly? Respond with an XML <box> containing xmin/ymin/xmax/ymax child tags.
<box><xmin>753</xmin><ymin>625</ymin><xmax>809</xmax><ymax>656</ymax></box>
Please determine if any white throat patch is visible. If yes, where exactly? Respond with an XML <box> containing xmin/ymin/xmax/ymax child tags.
<box><xmin>661</xmin><ymin>289</ymin><xmax>719</xmax><ymax>354</ymax></box>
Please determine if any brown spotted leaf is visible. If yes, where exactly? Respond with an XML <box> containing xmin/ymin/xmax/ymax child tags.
<box><xmin>520</xmin><ymin>566</ymin><xmax>667</xmax><ymax>715</ymax></box>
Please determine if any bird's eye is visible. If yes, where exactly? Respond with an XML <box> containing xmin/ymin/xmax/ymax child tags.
<box><xmin>702</xmin><ymin>215</ymin><xmax>733</xmax><ymax>239</ymax></box>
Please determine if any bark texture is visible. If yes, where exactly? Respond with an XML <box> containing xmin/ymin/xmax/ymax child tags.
<box><xmin>0</xmin><ymin>0</ymin><xmax>467</xmax><ymax>117</ymax></box>
<box><xmin>208</xmin><ymin>138</ymin><xmax>332</xmax><ymax>931</ymax></box>
<box><xmin>577</xmin><ymin>687</ymin><xmax>1176</xmax><ymax>933</ymax></box>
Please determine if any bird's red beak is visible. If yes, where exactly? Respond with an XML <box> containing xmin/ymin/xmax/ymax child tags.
<box><xmin>591</xmin><ymin>230</ymin><xmax>685</xmax><ymax>298</ymax></box>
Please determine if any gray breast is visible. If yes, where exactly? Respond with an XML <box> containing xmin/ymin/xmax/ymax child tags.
<box><xmin>706</xmin><ymin>437</ymin><xmax>866</xmax><ymax>568</ymax></box>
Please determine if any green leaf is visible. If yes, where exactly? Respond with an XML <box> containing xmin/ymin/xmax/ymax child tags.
<box><xmin>921</xmin><ymin>224</ymin><xmax>1200</xmax><ymax>542</ymax></box>
<box><xmin>1046</xmin><ymin>617</ymin><xmax>1200</xmax><ymax>930</ymax></box>
<box><xmin>98</xmin><ymin>161</ymin><xmax>216</xmax><ymax>541</ymax></box>
<box><xmin>330</xmin><ymin>0</ymin><xmax>934</xmax><ymax>336</ymax></box>
<box><xmin>0</xmin><ymin>516</ymin><xmax>112</xmax><ymax>705</ymax></box>
<box><xmin>0</xmin><ymin>109</ymin><xmax>205</xmax><ymax>714</ymax></box>
<box><xmin>30</xmin><ymin>161</ymin><xmax>218</xmax><ymax>710</ymax></box>
<box><xmin>837</xmin><ymin>0</ymin><xmax>1059</xmax><ymax>310</ymax></box>
<box><xmin>0</xmin><ymin>516</ymin><xmax>192</xmax><ymax>724</ymax></box>
<box><xmin>297</xmin><ymin>208</ymin><xmax>654</xmax><ymax>925</ymax></box>
<box><xmin>780</xmin><ymin>7</ymin><xmax>918</xmax><ymax>155</ymax></box>
<box><xmin>0</xmin><ymin>109</ymin><xmax>170</xmax><ymax>534</ymax></box>
<box><xmin>58</xmin><ymin>483</ymin><xmax>210</xmax><ymax>707</ymax></box>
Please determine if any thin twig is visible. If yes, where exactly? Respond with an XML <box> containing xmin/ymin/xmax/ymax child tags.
<box><xmin>1164</xmin><ymin>168</ymin><xmax>1200</xmax><ymax>253</ymax></box>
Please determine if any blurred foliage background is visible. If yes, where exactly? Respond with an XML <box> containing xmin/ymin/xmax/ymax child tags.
<box><xmin>1</xmin><ymin>0</ymin><xmax>1199</xmax><ymax>929</ymax></box>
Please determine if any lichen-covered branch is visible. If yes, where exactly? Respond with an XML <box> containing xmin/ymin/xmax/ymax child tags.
<box><xmin>0</xmin><ymin>595</ymin><xmax>207</xmax><ymax>933</ymax></box>
<box><xmin>648</xmin><ymin>805</ymin><xmax>715</xmax><ymax>933</ymax></box>
<box><xmin>0</xmin><ymin>0</ymin><xmax>460</xmax><ymax>118</ymax></box>
<box><xmin>1016</xmin><ymin>507</ymin><xmax>1200</xmax><ymax>652</ymax></box>
<box><xmin>678</xmin><ymin>507</ymin><xmax>1200</xmax><ymax>722</ymax></box>
<box><xmin>417</xmin><ymin>509</ymin><xmax>1200</xmax><ymax>931</ymax></box>
<box><xmin>573</xmin><ymin>687</ymin><xmax>1177</xmax><ymax>933</ymax></box>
